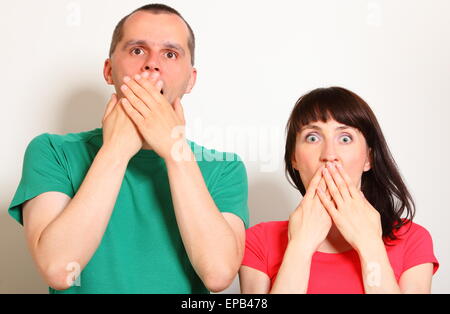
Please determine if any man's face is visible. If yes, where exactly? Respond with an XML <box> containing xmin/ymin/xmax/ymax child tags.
<box><xmin>292</xmin><ymin>119</ymin><xmax>372</xmax><ymax>191</ymax></box>
<box><xmin>104</xmin><ymin>11</ymin><xmax>197</xmax><ymax>105</ymax></box>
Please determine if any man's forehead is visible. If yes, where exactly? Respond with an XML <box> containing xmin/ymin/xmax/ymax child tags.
<box><xmin>122</xmin><ymin>11</ymin><xmax>190</xmax><ymax>42</ymax></box>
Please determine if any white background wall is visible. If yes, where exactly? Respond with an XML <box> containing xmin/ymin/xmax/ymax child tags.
<box><xmin>1</xmin><ymin>0</ymin><xmax>448</xmax><ymax>293</ymax></box>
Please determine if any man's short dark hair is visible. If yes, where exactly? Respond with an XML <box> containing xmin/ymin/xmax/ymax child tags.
<box><xmin>109</xmin><ymin>4</ymin><xmax>196</xmax><ymax>65</ymax></box>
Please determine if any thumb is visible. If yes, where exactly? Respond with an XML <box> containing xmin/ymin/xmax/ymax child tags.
<box><xmin>103</xmin><ymin>93</ymin><xmax>118</xmax><ymax>122</ymax></box>
<box><xmin>173</xmin><ymin>97</ymin><xmax>186</xmax><ymax>125</ymax></box>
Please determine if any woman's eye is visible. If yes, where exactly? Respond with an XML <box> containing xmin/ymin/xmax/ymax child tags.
<box><xmin>306</xmin><ymin>135</ymin><xmax>319</xmax><ymax>143</ymax></box>
<box><xmin>131</xmin><ymin>48</ymin><xmax>145</xmax><ymax>55</ymax></box>
<box><xmin>340</xmin><ymin>135</ymin><xmax>353</xmax><ymax>144</ymax></box>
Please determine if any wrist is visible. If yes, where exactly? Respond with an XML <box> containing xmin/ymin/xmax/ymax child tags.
<box><xmin>163</xmin><ymin>140</ymin><xmax>193</xmax><ymax>165</ymax></box>
<box><xmin>98</xmin><ymin>145</ymin><xmax>132</xmax><ymax>165</ymax></box>
<box><xmin>287</xmin><ymin>237</ymin><xmax>317</xmax><ymax>258</ymax></box>
<box><xmin>355</xmin><ymin>237</ymin><xmax>386</xmax><ymax>260</ymax></box>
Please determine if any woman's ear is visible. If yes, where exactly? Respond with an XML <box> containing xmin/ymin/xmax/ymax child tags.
<box><xmin>291</xmin><ymin>156</ymin><xmax>298</xmax><ymax>171</ymax></box>
<box><xmin>363</xmin><ymin>148</ymin><xmax>372</xmax><ymax>172</ymax></box>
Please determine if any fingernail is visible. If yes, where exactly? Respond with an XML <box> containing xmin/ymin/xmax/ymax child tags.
<box><xmin>123</xmin><ymin>76</ymin><xmax>131</xmax><ymax>83</ymax></box>
<box><xmin>121</xmin><ymin>84</ymin><xmax>128</xmax><ymax>91</ymax></box>
<box><xmin>156</xmin><ymin>80</ymin><xmax>164</xmax><ymax>89</ymax></box>
<box><xmin>142</xmin><ymin>72</ymin><xmax>150</xmax><ymax>78</ymax></box>
<box><xmin>135</xmin><ymin>74</ymin><xmax>141</xmax><ymax>80</ymax></box>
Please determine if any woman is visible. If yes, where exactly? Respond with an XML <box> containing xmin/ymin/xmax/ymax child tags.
<box><xmin>239</xmin><ymin>87</ymin><xmax>439</xmax><ymax>294</ymax></box>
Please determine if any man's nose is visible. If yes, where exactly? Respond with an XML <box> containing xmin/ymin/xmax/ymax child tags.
<box><xmin>143</xmin><ymin>55</ymin><xmax>160</xmax><ymax>73</ymax></box>
<box><xmin>144</xmin><ymin>65</ymin><xmax>160</xmax><ymax>72</ymax></box>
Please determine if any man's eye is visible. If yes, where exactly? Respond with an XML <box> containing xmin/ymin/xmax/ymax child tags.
<box><xmin>131</xmin><ymin>48</ymin><xmax>145</xmax><ymax>55</ymax></box>
<box><xmin>340</xmin><ymin>135</ymin><xmax>353</xmax><ymax>144</ymax></box>
<box><xmin>165</xmin><ymin>51</ymin><xmax>177</xmax><ymax>59</ymax></box>
<box><xmin>306</xmin><ymin>135</ymin><xmax>319</xmax><ymax>143</ymax></box>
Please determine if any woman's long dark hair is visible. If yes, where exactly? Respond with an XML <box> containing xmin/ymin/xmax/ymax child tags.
<box><xmin>284</xmin><ymin>87</ymin><xmax>415</xmax><ymax>242</ymax></box>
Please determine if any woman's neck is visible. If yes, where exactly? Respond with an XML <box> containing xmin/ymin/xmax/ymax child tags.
<box><xmin>317</xmin><ymin>224</ymin><xmax>354</xmax><ymax>254</ymax></box>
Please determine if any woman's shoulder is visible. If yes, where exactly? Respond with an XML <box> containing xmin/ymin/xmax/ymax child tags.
<box><xmin>246</xmin><ymin>220</ymin><xmax>289</xmax><ymax>239</ymax></box>
<box><xmin>247</xmin><ymin>220</ymin><xmax>288</xmax><ymax>232</ymax></box>
<box><xmin>389</xmin><ymin>219</ymin><xmax>433</xmax><ymax>243</ymax></box>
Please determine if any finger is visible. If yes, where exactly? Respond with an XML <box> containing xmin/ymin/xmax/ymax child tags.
<box><xmin>124</xmin><ymin>75</ymin><xmax>158</xmax><ymax>111</ymax></box>
<box><xmin>103</xmin><ymin>94</ymin><xmax>117</xmax><ymax>121</ymax></box>
<box><xmin>135</xmin><ymin>73</ymin><xmax>166</xmax><ymax>106</ymax></box>
<box><xmin>173</xmin><ymin>97</ymin><xmax>186</xmax><ymax>125</ymax></box>
<box><xmin>322</xmin><ymin>167</ymin><xmax>344</xmax><ymax>207</ymax></box>
<box><xmin>317</xmin><ymin>187</ymin><xmax>339</xmax><ymax>220</ymax></box>
<box><xmin>327</xmin><ymin>162</ymin><xmax>351</xmax><ymax>201</ymax></box>
<box><xmin>335</xmin><ymin>162</ymin><xmax>360</xmax><ymax>199</ymax></box>
<box><xmin>121</xmin><ymin>82</ymin><xmax>151</xmax><ymax>118</ymax></box>
<box><xmin>318</xmin><ymin>177</ymin><xmax>332</xmax><ymax>201</ymax></box>
<box><xmin>304</xmin><ymin>165</ymin><xmax>325</xmax><ymax>201</ymax></box>
<box><xmin>121</xmin><ymin>98</ymin><xmax>145</xmax><ymax>126</ymax></box>
<box><xmin>143</xmin><ymin>71</ymin><xmax>161</xmax><ymax>85</ymax></box>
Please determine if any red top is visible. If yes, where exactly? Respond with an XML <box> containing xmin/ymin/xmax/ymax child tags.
<box><xmin>242</xmin><ymin>220</ymin><xmax>439</xmax><ymax>294</ymax></box>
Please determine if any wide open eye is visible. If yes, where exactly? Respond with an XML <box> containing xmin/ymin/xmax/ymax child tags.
<box><xmin>306</xmin><ymin>134</ymin><xmax>320</xmax><ymax>143</ymax></box>
<box><xmin>340</xmin><ymin>135</ymin><xmax>353</xmax><ymax>144</ymax></box>
<box><xmin>131</xmin><ymin>47</ymin><xmax>145</xmax><ymax>56</ymax></box>
<box><xmin>164</xmin><ymin>51</ymin><xmax>178</xmax><ymax>59</ymax></box>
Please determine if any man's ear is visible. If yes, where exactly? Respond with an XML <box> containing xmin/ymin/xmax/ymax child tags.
<box><xmin>363</xmin><ymin>148</ymin><xmax>372</xmax><ymax>172</ymax></box>
<box><xmin>185</xmin><ymin>67</ymin><xmax>197</xmax><ymax>94</ymax></box>
<box><xmin>103</xmin><ymin>59</ymin><xmax>114</xmax><ymax>85</ymax></box>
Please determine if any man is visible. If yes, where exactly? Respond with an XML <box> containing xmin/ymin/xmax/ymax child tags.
<box><xmin>8</xmin><ymin>4</ymin><xmax>249</xmax><ymax>294</ymax></box>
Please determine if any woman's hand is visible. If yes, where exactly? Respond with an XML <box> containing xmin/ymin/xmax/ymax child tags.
<box><xmin>317</xmin><ymin>161</ymin><xmax>383</xmax><ymax>252</ymax></box>
<box><xmin>288</xmin><ymin>165</ymin><xmax>332</xmax><ymax>254</ymax></box>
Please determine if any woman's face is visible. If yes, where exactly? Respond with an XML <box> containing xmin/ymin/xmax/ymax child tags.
<box><xmin>292</xmin><ymin>119</ymin><xmax>372</xmax><ymax>191</ymax></box>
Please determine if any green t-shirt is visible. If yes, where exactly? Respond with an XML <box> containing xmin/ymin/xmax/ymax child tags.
<box><xmin>8</xmin><ymin>128</ymin><xmax>249</xmax><ymax>294</ymax></box>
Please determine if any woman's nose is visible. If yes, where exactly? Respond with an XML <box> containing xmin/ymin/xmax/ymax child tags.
<box><xmin>320</xmin><ymin>142</ymin><xmax>339</xmax><ymax>163</ymax></box>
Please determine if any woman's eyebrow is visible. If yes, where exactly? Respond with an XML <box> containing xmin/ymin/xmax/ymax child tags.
<box><xmin>300</xmin><ymin>125</ymin><xmax>351</xmax><ymax>131</ymax></box>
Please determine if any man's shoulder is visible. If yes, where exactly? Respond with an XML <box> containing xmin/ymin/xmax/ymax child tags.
<box><xmin>187</xmin><ymin>140</ymin><xmax>243</xmax><ymax>164</ymax></box>
<box><xmin>28</xmin><ymin>128</ymin><xmax>103</xmax><ymax>151</ymax></box>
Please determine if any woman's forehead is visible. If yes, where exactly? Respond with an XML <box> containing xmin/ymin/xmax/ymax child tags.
<box><xmin>300</xmin><ymin>119</ymin><xmax>352</xmax><ymax>131</ymax></box>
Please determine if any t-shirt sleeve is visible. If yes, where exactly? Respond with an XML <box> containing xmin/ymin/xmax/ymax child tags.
<box><xmin>8</xmin><ymin>134</ymin><xmax>74</xmax><ymax>225</ymax></box>
<box><xmin>241</xmin><ymin>223</ymin><xmax>268</xmax><ymax>275</ymax></box>
<box><xmin>210</xmin><ymin>157</ymin><xmax>250</xmax><ymax>229</ymax></box>
<box><xmin>402</xmin><ymin>224</ymin><xmax>439</xmax><ymax>275</ymax></box>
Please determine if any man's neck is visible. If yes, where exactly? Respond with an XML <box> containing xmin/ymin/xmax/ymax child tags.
<box><xmin>142</xmin><ymin>142</ymin><xmax>153</xmax><ymax>151</ymax></box>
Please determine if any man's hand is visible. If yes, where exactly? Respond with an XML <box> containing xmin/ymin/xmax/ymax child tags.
<box><xmin>119</xmin><ymin>73</ymin><xmax>187</xmax><ymax>161</ymax></box>
<box><xmin>102</xmin><ymin>93</ymin><xmax>143</xmax><ymax>161</ymax></box>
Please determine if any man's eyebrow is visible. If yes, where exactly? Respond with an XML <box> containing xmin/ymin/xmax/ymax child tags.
<box><xmin>122</xmin><ymin>39</ymin><xmax>185</xmax><ymax>55</ymax></box>
<box><xmin>161</xmin><ymin>41</ymin><xmax>185</xmax><ymax>55</ymax></box>
<box><xmin>123</xmin><ymin>40</ymin><xmax>147</xmax><ymax>49</ymax></box>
